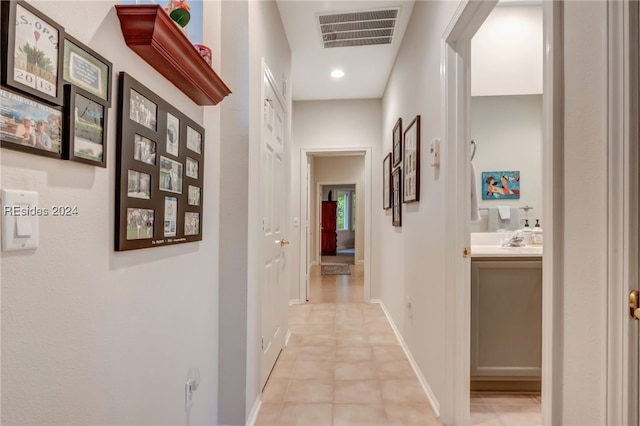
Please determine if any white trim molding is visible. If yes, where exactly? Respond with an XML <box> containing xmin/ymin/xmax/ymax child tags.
<box><xmin>606</xmin><ymin>1</ymin><xmax>639</xmax><ymax>425</ymax></box>
<box><xmin>541</xmin><ymin>1</ymin><xmax>563</xmax><ymax>424</ymax></box>
<box><xmin>246</xmin><ymin>396</ymin><xmax>262</xmax><ymax>426</ymax></box>
<box><xmin>371</xmin><ymin>299</ymin><xmax>440</xmax><ymax>417</ymax></box>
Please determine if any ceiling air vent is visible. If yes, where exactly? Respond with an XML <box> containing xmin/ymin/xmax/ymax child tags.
<box><xmin>318</xmin><ymin>9</ymin><xmax>398</xmax><ymax>48</ymax></box>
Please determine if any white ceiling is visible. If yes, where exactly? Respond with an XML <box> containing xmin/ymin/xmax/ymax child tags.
<box><xmin>276</xmin><ymin>0</ymin><xmax>415</xmax><ymax>101</ymax></box>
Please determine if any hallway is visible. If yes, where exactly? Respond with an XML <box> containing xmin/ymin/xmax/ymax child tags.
<box><xmin>254</xmin><ymin>265</ymin><xmax>441</xmax><ymax>425</ymax></box>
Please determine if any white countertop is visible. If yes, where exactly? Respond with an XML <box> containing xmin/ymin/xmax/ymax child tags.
<box><xmin>471</xmin><ymin>232</ymin><xmax>543</xmax><ymax>258</ymax></box>
<box><xmin>471</xmin><ymin>245</ymin><xmax>543</xmax><ymax>258</ymax></box>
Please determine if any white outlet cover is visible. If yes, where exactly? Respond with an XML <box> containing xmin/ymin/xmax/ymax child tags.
<box><xmin>1</xmin><ymin>189</ymin><xmax>39</xmax><ymax>251</ymax></box>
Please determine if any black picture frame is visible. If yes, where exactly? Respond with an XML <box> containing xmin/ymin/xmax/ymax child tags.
<box><xmin>116</xmin><ymin>72</ymin><xmax>205</xmax><ymax>251</ymax></box>
<box><xmin>383</xmin><ymin>153</ymin><xmax>392</xmax><ymax>209</ymax></box>
<box><xmin>63</xmin><ymin>85</ymin><xmax>108</xmax><ymax>167</ymax></box>
<box><xmin>392</xmin><ymin>167</ymin><xmax>402</xmax><ymax>227</ymax></box>
<box><xmin>392</xmin><ymin>117</ymin><xmax>402</xmax><ymax>167</ymax></box>
<box><xmin>403</xmin><ymin>115</ymin><xmax>421</xmax><ymax>203</ymax></box>
<box><xmin>0</xmin><ymin>86</ymin><xmax>62</xmax><ymax>159</ymax></box>
<box><xmin>63</xmin><ymin>33</ymin><xmax>112</xmax><ymax>107</ymax></box>
<box><xmin>1</xmin><ymin>1</ymin><xmax>64</xmax><ymax>105</ymax></box>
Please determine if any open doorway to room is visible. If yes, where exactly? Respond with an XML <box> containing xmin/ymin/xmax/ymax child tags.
<box><xmin>319</xmin><ymin>183</ymin><xmax>357</xmax><ymax>265</ymax></box>
<box><xmin>299</xmin><ymin>149</ymin><xmax>372</xmax><ymax>304</ymax></box>
<box><xmin>468</xmin><ymin>2</ymin><xmax>544</xmax><ymax>423</ymax></box>
<box><xmin>442</xmin><ymin>0</ymin><xmax>557</xmax><ymax>424</ymax></box>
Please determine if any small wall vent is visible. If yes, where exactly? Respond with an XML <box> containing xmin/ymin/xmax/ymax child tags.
<box><xmin>318</xmin><ymin>9</ymin><xmax>398</xmax><ymax>48</ymax></box>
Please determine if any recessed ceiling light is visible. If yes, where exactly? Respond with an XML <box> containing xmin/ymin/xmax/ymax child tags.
<box><xmin>331</xmin><ymin>69</ymin><xmax>345</xmax><ymax>79</ymax></box>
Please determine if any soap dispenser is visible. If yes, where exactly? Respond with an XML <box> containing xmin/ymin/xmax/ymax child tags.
<box><xmin>521</xmin><ymin>219</ymin><xmax>532</xmax><ymax>245</ymax></box>
<box><xmin>532</xmin><ymin>219</ymin><xmax>543</xmax><ymax>245</ymax></box>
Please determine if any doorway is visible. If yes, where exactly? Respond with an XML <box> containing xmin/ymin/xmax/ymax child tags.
<box><xmin>442</xmin><ymin>1</ymin><xmax>559</xmax><ymax>424</ymax></box>
<box><xmin>319</xmin><ymin>183</ymin><xmax>357</xmax><ymax>266</ymax></box>
<box><xmin>299</xmin><ymin>148</ymin><xmax>372</xmax><ymax>303</ymax></box>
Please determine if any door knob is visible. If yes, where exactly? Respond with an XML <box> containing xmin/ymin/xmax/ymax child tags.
<box><xmin>630</xmin><ymin>291</ymin><xmax>640</xmax><ymax>320</ymax></box>
<box><xmin>276</xmin><ymin>239</ymin><xmax>290</xmax><ymax>247</ymax></box>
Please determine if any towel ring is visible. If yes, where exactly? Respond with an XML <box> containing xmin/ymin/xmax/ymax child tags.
<box><xmin>470</xmin><ymin>140</ymin><xmax>477</xmax><ymax>160</ymax></box>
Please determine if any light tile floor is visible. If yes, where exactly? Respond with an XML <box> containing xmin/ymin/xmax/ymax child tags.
<box><xmin>470</xmin><ymin>393</ymin><xmax>541</xmax><ymax>426</ymax></box>
<box><xmin>255</xmin><ymin>265</ymin><xmax>541</xmax><ymax>425</ymax></box>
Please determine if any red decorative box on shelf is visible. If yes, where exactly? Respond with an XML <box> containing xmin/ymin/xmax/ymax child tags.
<box><xmin>115</xmin><ymin>5</ymin><xmax>231</xmax><ymax>106</ymax></box>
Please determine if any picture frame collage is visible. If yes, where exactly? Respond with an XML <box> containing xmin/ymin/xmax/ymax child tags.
<box><xmin>384</xmin><ymin>115</ymin><xmax>421</xmax><ymax>227</ymax></box>
<box><xmin>116</xmin><ymin>72</ymin><xmax>204</xmax><ymax>251</ymax></box>
<box><xmin>0</xmin><ymin>1</ymin><xmax>112</xmax><ymax>166</ymax></box>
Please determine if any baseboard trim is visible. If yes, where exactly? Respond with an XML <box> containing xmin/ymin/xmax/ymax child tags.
<box><xmin>370</xmin><ymin>298</ymin><xmax>441</xmax><ymax>417</ymax></box>
<box><xmin>356</xmin><ymin>260</ymin><xmax>365</xmax><ymax>265</ymax></box>
<box><xmin>285</xmin><ymin>329</ymin><xmax>292</xmax><ymax>347</ymax></box>
<box><xmin>246</xmin><ymin>394</ymin><xmax>261</xmax><ymax>426</ymax></box>
<box><xmin>288</xmin><ymin>299</ymin><xmax>304</xmax><ymax>305</ymax></box>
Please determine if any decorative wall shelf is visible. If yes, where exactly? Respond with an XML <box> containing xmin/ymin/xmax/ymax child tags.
<box><xmin>115</xmin><ymin>5</ymin><xmax>231</xmax><ymax>106</ymax></box>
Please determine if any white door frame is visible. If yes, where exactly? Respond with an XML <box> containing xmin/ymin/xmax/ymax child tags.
<box><xmin>608</xmin><ymin>1</ymin><xmax>639</xmax><ymax>424</ymax></box>
<box><xmin>316</xmin><ymin>181</ymin><xmax>360</xmax><ymax>264</ymax></box>
<box><xmin>441</xmin><ymin>1</ymin><xmax>561</xmax><ymax>424</ymax></box>
<box><xmin>300</xmin><ymin>147</ymin><xmax>372</xmax><ymax>303</ymax></box>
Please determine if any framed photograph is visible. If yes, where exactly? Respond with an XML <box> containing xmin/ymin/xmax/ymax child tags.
<box><xmin>126</xmin><ymin>208</ymin><xmax>154</xmax><ymax>240</ymax></box>
<box><xmin>186</xmin><ymin>157</ymin><xmax>198</xmax><ymax>179</ymax></box>
<box><xmin>482</xmin><ymin>170</ymin><xmax>521</xmax><ymax>200</ymax></box>
<box><xmin>392</xmin><ymin>167</ymin><xmax>402</xmax><ymax>227</ymax></box>
<box><xmin>403</xmin><ymin>115</ymin><xmax>421</xmax><ymax>203</ymax></box>
<box><xmin>1</xmin><ymin>1</ymin><xmax>64</xmax><ymax>105</ymax></box>
<box><xmin>134</xmin><ymin>134</ymin><xmax>156</xmax><ymax>165</ymax></box>
<box><xmin>127</xmin><ymin>170</ymin><xmax>151</xmax><ymax>199</ymax></box>
<box><xmin>116</xmin><ymin>72</ymin><xmax>205</xmax><ymax>251</ymax></box>
<box><xmin>62</xmin><ymin>85</ymin><xmax>107</xmax><ymax>167</ymax></box>
<box><xmin>129</xmin><ymin>88</ymin><xmax>157</xmax><ymax>130</ymax></box>
<box><xmin>383</xmin><ymin>153</ymin><xmax>392</xmax><ymax>209</ymax></box>
<box><xmin>184</xmin><ymin>212</ymin><xmax>200</xmax><ymax>236</ymax></box>
<box><xmin>159</xmin><ymin>156</ymin><xmax>183</xmax><ymax>194</ymax></box>
<box><xmin>188</xmin><ymin>185</ymin><xmax>200</xmax><ymax>206</ymax></box>
<box><xmin>166</xmin><ymin>112</ymin><xmax>179</xmax><ymax>156</ymax></box>
<box><xmin>164</xmin><ymin>197</ymin><xmax>177</xmax><ymax>237</ymax></box>
<box><xmin>0</xmin><ymin>87</ymin><xmax>62</xmax><ymax>158</ymax></box>
<box><xmin>63</xmin><ymin>34</ymin><xmax>112</xmax><ymax>106</ymax></box>
<box><xmin>186</xmin><ymin>126</ymin><xmax>202</xmax><ymax>154</ymax></box>
<box><xmin>392</xmin><ymin>117</ymin><xmax>402</xmax><ymax>167</ymax></box>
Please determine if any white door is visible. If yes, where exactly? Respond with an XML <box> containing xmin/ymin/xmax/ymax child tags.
<box><xmin>260</xmin><ymin>63</ymin><xmax>288</xmax><ymax>389</ymax></box>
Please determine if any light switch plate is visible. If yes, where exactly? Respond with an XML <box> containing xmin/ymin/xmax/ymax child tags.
<box><xmin>429</xmin><ymin>138</ymin><xmax>440</xmax><ymax>167</ymax></box>
<box><xmin>1</xmin><ymin>189</ymin><xmax>39</xmax><ymax>251</ymax></box>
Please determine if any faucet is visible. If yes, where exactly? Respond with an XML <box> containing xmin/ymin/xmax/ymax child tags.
<box><xmin>502</xmin><ymin>230</ymin><xmax>525</xmax><ymax>247</ymax></box>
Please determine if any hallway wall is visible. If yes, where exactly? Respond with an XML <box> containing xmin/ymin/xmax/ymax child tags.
<box><xmin>290</xmin><ymin>99</ymin><xmax>383</xmax><ymax>302</ymax></box>
<box><xmin>1</xmin><ymin>1</ymin><xmax>221</xmax><ymax>424</ymax></box>
<box><xmin>380</xmin><ymin>0</ymin><xmax>459</xmax><ymax>417</ymax></box>
<box><xmin>217</xmin><ymin>0</ymin><xmax>292</xmax><ymax>424</ymax></box>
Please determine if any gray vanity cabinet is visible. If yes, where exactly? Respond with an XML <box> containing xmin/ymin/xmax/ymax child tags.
<box><xmin>471</xmin><ymin>259</ymin><xmax>542</xmax><ymax>383</ymax></box>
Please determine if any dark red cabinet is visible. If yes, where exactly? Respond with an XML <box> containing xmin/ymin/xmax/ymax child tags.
<box><xmin>321</xmin><ymin>201</ymin><xmax>337</xmax><ymax>255</ymax></box>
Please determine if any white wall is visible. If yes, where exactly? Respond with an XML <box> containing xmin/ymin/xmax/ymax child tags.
<box><xmin>290</xmin><ymin>99</ymin><xmax>382</xmax><ymax>301</ymax></box>
<box><xmin>1</xmin><ymin>1</ymin><xmax>221</xmax><ymax>425</ymax></box>
<box><xmin>559</xmin><ymin>1</ymin><xmax>607</xmax><ymax>423</ymax></box>
<box><xmin>380</xmin><ymin>1</ymin><xmax>460</xmax><ymax>416</ymax></box>
<box><xmin>314</xmin><ymin>161</ymin><xmax>363</xmax><ymax>259</ymax></box>
<box><xmin>471</xmin><ymin>4</ymin><xmax>543</xmax><ymax>96</ymax></box>
<box><xmin>217</xmin><ymin>1</ymin><xmax>292</xmax><ymax>424</ymax></box>
<box><xmin>470</xmin><ymin>95</ymin><xmax>543</xmax><ymax>232</ymax></box>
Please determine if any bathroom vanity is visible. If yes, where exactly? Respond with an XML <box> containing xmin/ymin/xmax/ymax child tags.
<box><xmin>470</xmin><ymin>233</ymin><xmax>542</xmax><ymax>392</ymax></box>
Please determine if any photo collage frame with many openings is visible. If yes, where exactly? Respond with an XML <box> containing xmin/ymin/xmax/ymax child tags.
<box><xmin>115</xmin><ymin>72</ymin><xmax>204</xmax><ymax>251</ymax></box>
